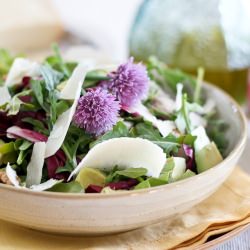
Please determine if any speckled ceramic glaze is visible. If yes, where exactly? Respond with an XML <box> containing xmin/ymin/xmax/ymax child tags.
<box><xmin>0</xmin><ymin>83</ymin><xmax>247</xmax><ymax>235</ymax></box>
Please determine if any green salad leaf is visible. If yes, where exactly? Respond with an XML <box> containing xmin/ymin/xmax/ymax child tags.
<box><xmin>147</xmin><ymin>56</ymin><xmax>196</xmax><ymax>96</ymax></box>
<box><xmin>114</xmin><ymin>168</ymin><xmax>147</xmax><ymax>179</ymax></box>
<box><xmin>133</xmin><ymin>122</ymin><xmax>180</xmax><ymax>155</ymax></box>
<box><xmin>90</xmin><ymin>121</ymin><xmax>129</xmax><ymax>148</ymax></box>
<box><xmin>134</xmin><ymin>179</ymin><xmax>151</xmax><ymax>190</ymax></box>
<box><xmin>39</xmin><ymin>65</ymin><xmax>63</xmax><ymax>92</ymax></box>
<box><xmin>134</xmin><ymin>177</ymin><xmax>167</xmax><ymax>190</ymax></box>
<box><xmin>6</xmin><ymin>90</ymin><xmax>34</xmax><ymax>115</ymax></box>
<box><xmin>48</xmin><ymin>181</ymin><xmax>83</xmax><ymax>193</ymax></box>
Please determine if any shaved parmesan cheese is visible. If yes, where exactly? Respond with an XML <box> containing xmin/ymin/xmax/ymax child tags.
<box><xmin>5</xmin><ymin>58</ymin><xmax>40</xmax><ymax>86</ymax></box>
<box><xmin>157</xmin><ymin>120</ymin><xmax>176</xmax><ymax>137</ymax></box>
<box><xmin>6</xmin><ymin>163</ymin><xmax>20</xmax><ymax>187</ymax></box>
<box><xmin>69</xmin><ymin>137</ymin><xmax>166</xmax><ymax>180</ymax></box>
<box><xmin>127</xmin><ymin>103</ymin><xmax>176</xmax><ymax>137</ymax></box>
<box><xmin>191</xmin><ymin>126</ymin><xmax>210</xmax><ymax>152</ymax></box>
<box><xmin>175</xmin><ymin>83</ymin><xmax>183</xmax><ymax>111</ymax></box>
<box><xmin>30</xmin><ymin>179</ymin><xmax>62</xmax><ymax>191</ymax></box>
<box><xmin>45</xmin><ymin>63</ymin><xmax>89</xmax><ymax>158</ymax></box>
<box><xmin>0</xmin><ymin>86</ymin><xmax>11</xmax><ymax>106</ymax></box>
<box><xmin>190</xmin><ymin>112</ymin><xmax>207</xmax><ymax>129</ymax></box>
<box><xmin>26</xmin><ymin>142</ymin><xmax>46</xmax><ymax>187</ymax></box>
<box><xmin>5</xmin><ymin>163</ymin><xmax>60</xmax><ymax>191</ymax></box>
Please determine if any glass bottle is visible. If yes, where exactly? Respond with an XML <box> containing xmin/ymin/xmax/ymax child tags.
<box><xmin>130</xmin><ymin>0</ymin><xmax>250</xmax><ymax>103</ymax></box>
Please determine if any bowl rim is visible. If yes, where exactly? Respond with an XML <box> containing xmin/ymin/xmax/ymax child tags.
<box><xmin>0</xmin><ymin>82</ymin><xmax>248</xmax><ymax>199</ymax></box>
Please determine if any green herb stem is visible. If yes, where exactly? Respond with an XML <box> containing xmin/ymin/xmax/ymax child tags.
<box><xmin>182</xmin><ymin>94</ymin><xmax>191</xmax><ymax>133</ymax></box>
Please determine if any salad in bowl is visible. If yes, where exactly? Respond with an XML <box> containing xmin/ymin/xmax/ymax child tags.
<box><xmin>0</xmin><ymin>46</ymin><xmax>227</xmax><ymax>194</ymax></box>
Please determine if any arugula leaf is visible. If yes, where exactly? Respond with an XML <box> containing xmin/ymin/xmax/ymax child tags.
<box><xmin>39</xmin><ymin>65</ymin><xmax>63</xmax><ymax>91</ymax></box>
<box><xmin>148</xmin><ymin>106</ymin><xmax>173</xmax><ymax>120</ymax></box>
<box><xmin>56</xmin><ymin>100</ymin><xmax>71</xmax><ymax>116</ymax></box>
<box><xmin>55</xmin><ymin>161</ymin><xmax>74</xmax><ymax>174</ymax></box>
<box><xmin>39</xmin><ymin>65</ymin><xmax>63</xmax><ymax>124</ymax></box>
<box><xmin>31</xmin><ymin>65</ymin><xmax>64</xmax><ymax>126</ymax></box>
<box><xmin>31</xmin><ymin>79</ymin><xmax>44</xmax><ymax>109</ymax></box>
<box><xmin>147</xmin><ymin>57</ymin><xmax>196</xmax><ymax>95</ymax></box>
<box><xmin>206</xmin><ymin>118</ymin><xmax>228</xmax><ymax>156</ymax></box>
<box><xmin>115</xmin><ymin>168</ymin><xmax>147</xmax><ymax>179</ymax></box>
<box><xmin>134</xmin><ymin>123</ymin><xmax>180</xmax><ymax>155</ymax></box>
<box><xmin>63</xmin><ymin>126</ymin><xmax>93</xmax><ymax>163</ymax></box>
<box><xmin>21</xmin><ymin>117</ymin><xmax>48</xmax><ymax>135</ymax></box>
<box><xmin>105</xmin><ymin>166</ymin><xmax>119</xmax><ymax>183</ymax></box>
<box><xmin>51</xmin><ymin>43</ymin><xmax>71</xmax><ymax>78</ymax></box>
<box><xmin>48</xmin><ymin>91</ymin><xmax>57</xmax><ymax>124</ymax></box>
<box><xmin>134</xmin><ymin>122</ymin><xmax>162</xmax><ymax>139</ymax></box>
<box><xmin>90</xmin><ymin>121</ymin><xmax>129</xmax><ymax>148</ymax></box>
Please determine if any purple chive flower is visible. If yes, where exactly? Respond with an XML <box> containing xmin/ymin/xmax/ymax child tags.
<box><xmin>73</xmin><ymin>88</ymin><xmax>120</xmax><ymax>136</ymax></box>
<box><xmin>102</xmin><ymin>57</ymin><xmax>149</xmax><ymax>108</ymax></box>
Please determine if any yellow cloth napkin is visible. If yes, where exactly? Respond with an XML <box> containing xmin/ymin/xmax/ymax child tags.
<box><xmin>0</xmin><ymin>167</ymin><xmax>249</xmax><ymax>250</ymax></box>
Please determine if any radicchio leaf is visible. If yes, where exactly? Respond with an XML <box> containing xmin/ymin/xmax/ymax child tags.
<box><xmin>85</xmin><ymin>184</ymin><xmax>103</xmax><ymax>193</ymax></box>
<box><xmin>183</xmin><ymin>144</ymin><xmax>195</xmax><ymax>171</ymax></box>
<box><xmin>45</xmin><ymin>149</ymin><xmax>69</xmax><ymax>181</ymax></box>
<box><xmin>106</xmin><ymin>178</ymin><xmax>138</xmax><ymax>190</ymax></box>
<box><xmin>0</xmin><ymin>110</ymin><xmax>46</xmax><ymax>138</ymax></box>
<box><xmin>7</xmin><ymin>126</ymin><xmax>47</xmax><ymax>142</ymax></box>
<box><xmin>18</xmin><ymin>95</ymin><xmax>32</xmax><ymax>103</ymax></box>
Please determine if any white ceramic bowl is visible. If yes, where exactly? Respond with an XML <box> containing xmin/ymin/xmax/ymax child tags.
<box><xmin>0</xmin><ymin>83</ymin><xmax>247</xmax><ymax>235</ymax></box>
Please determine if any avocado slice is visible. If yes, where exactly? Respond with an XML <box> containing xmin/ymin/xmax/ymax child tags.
<box><xmin>0</xmin><ymin>140</ymin><xmax>4</xmax><ymax>163</ymax></box>
<box><xmin>0</xmin><ymin>140</ymin><xmax>18</xmax><ymax>165</ymax></box>
<box><xmin>76</xmin><ymin>167</ymin><xmax>106</xmax><ymax>189</ymax></box>
<box><xmin>195</xmin><ymin>141</ymin><xmax>223</xmax><ymax>173</ymax></box>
